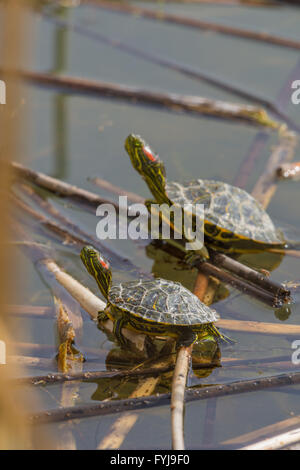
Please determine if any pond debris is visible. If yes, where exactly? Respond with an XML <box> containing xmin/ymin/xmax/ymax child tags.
<box><xmin>18</xmin><ymin>69</ymin><xmax>280</xmax><ymax>128</ymax></box>
<box><xmin>54</xmin><ymin>297</ymin><xmax>84</xmax><ymax>373</ymax></box>
<box><xmin>276</xmin><ymin>161</ymin><xmax>300</xmax><ymax>180</ymax></box>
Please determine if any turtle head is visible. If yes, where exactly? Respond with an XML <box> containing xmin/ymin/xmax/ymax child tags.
<box><xmin>80</xmin><ymin>246</ymin><xmax>112</xmax><ymax>300</ymax></box>
<box><xmin>125</xmin><ymin>134</ymin><xmax>168</xmax><ymax>203</ymax></box>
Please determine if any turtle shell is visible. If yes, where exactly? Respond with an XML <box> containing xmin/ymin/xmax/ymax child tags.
<box><xmin>108</xmin><ymin>278</ymin><xmax>219</xmax><ymax>326</ymax></box>
<box><xmin>165</xmin><ymin>179</ymin><xmax>283</xmax><ymax>245</ymax></box>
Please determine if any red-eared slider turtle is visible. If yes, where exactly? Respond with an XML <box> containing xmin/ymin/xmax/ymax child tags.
<box><xmin>80</xmin><ymin>246</ymin><xmax>229</xmax><ymax>346</ymax></box>
<box><xmin>124</xmin><ymin>134</ymin><xmax>285</xmax><ymax>257</ymax></box>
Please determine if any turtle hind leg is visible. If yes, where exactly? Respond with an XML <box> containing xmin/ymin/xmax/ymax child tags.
<box><xmin>207</xmin><ymin>324</ymin><xmax>235</xmax><ymax>345</ymax></box>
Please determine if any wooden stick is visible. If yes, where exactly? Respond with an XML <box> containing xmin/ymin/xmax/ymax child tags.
<box><xmin>28</xmin><ymin>370</ymin><xmax>300</xmax><ymax>424</ymax></box>
<box><xmin>217</xmin><ymin>318</ymin><xmax>300</xmax><ymax>335</ymax></box>
<box><xmin>171</xmin><ymin>344</ymin><xmax>193</xmax><ymax>450</ymax></box>
<box><xmin>209</xmin><ymin>250</ymin><xmax>288</xmax><ymax>299</ymax></box>
<box><xmin>171</xmin><ymin>272</ymin><xmax>208</xmax><ymax>450</ymax></box>
<box><xmin>11</xmin><ymin>161</ymin><xmax>119</xmax><ymax>212</ymax></box>
<box><xmin>241</xmin><ymin>427</ymin><xmax>300</xmax><ymax>450</ymax></box>
<box><xmin>15</xmin><ymin>353</ymin><xmax>296</xmax><ymax>386</ymax></box>
<box><xmin>223</xmin><ymin>414</ymin><xmax>300</xmax><ymax>446</ymax></box>
<box><xmin>18</xmin><ymin>70</ymin><xmax>279</xmax><ymax>128</ymax></box>
<box><xmin>85</xmin><ymin>0</ymin><xmax>300</xmax><ymax>52</ymax></box>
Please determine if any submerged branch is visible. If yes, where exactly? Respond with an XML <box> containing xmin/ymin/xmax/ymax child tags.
<box><xmin>28</xmin><ymin>370</ymin><xmax>300</xmax><ymax>424</ymax></box>
<box><xmin>223</xmin><ymin>414</ymin><xmax>300</xmax><ymax>447</ymax></box>
<box><xmin>241</xmin><ymin>427</ymin><xmax>300</xmax><ymax>450</ymax></box>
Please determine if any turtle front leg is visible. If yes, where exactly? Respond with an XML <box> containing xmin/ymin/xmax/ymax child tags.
<box><xmin>184</xmin><ymin>248</ymin><xmax>209</xmax><ymax>267</ymax></box>
<box><xmin>176</xmin><ymin>329</ymin><xmax>197</xmax><ymax>348</ymax></box>
<box><xmin>113</xmin><ymin>316</ymin><xmax>129</xmax><ymax>347</ymax></box>
<box><xmin>97</xmin><ymin>311</ymin><xmax>109</xmax><ymax>323</ymax></box>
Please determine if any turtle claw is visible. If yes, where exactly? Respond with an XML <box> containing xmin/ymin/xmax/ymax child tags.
<box><xmin>184</xmin><ymin>251</ymin><xmax>207</xmax><ymax>267</ymax></box>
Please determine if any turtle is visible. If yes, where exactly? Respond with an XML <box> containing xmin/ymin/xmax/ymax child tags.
<box><xmin>80</xmin><ymin>245</ymin><xmax>230</xmax><ymax>347</ymax></box>
<box><xmin>124</xmin><ymin>134</ymin><xmax>285</xmax><ymax>260</ymax></box>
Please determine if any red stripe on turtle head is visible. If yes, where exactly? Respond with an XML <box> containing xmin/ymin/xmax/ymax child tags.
<box><xmin>143</xmin><ymin>145</ymin><xmax>157</xmax><ymax>162</ymax></box>
<box><xmin>98</xmin><ymin>255</ymin><xmax>109</xmax><ymax>270</ymax></box>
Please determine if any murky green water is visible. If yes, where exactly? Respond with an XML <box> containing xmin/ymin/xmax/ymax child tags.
<box><xmin>7</xmin><ymin>0</ymin><xmax>300</xmax><ymax>449</ymax></box>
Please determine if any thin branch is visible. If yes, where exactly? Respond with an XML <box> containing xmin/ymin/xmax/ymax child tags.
<box><xmin>223</xmin><ymin>414</ymin><xmax>300</xmax><ymax>447</ymax></box>
<box><xmin>14</xmin><ymin>353</ymin><xmax>296</xmax><ymax>386</ymax></box>
<box><xmin>28</xmin><ymin>370</ymin><xmax>300</xmax><ymax>424</ymax></box>
<box><xmin>217</xmin><ymin>318</ymin><xmax>300</xmax><ymax>335</ymax></box>
<box><xmin>85</xmin><ymin>0</ymin><xmax>300</xmax><ymax>52</ymax></box>
<box><xmin>241</xmin><ymin>427</ymin><xmax>300</xmax><ymax>450</ymax></box>
<box><xmin>11</xmin><ymin>161</ymin><xmax>119</xmax><ymax>213</ymax></box>
<box><xmin>171</xmin><ymin>344</ymin><xmax>193</xmax><ymax>450</ymax></box>
<box><xmin>18</xmin><ymin>70</ymin><xmax>279</xmax><ymax>128</ymax></box>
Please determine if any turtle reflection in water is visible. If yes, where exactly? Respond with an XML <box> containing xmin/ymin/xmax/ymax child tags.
<box><xmin>80</xmin><ymin>246</ymin><xmax>232</xmax><ymax>347</ymax></box>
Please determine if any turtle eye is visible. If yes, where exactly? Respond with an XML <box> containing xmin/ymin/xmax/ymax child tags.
<box><xmin>143</xmin><ymin>145</ymin><xmax>157</xmax><ymax>162</ymax></box>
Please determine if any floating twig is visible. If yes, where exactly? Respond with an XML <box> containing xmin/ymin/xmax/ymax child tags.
<box><xmin>28</xmin><ymin>370</ymin><xmax>300</xmax><ymax>424</ymax></box>
<box><xmin>85</xmin><ymin>0</ymin><xmax>300</xmax><ymax>52</ymax></box>
<box><xmin>223</xmin><ymin>414</ymin><xmax>300</xmax><ymax>447</ymax></box>
<box><xmin>11</xmin><ymin>161</ymin><xmax>119</xmax><ymax>213</ymax></box>
<box><xmin>241</xmin><ymin>427</ymin><xmax>300</xmax><ymax>450</ymax></box>
<box><xmin>217</xmin><ymin>318</ymin><xmax>300</xmax><ymax>335</ymax></box>
<box><xmin>18</xmin><ymin>70</ymin><xmax>279</xmax><ymax>128</ymax></box>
